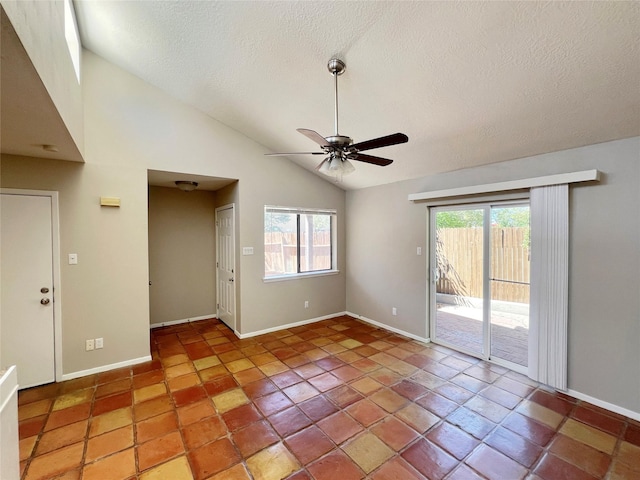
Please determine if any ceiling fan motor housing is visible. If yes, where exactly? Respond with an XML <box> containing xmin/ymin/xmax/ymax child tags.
<box><xmin>325</xmin><ymin>135</ymin><xmax>353</xmax><ymax>149</ymax></box>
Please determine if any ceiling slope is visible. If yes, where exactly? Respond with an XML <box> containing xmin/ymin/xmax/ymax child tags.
<box><xmin>72</xmin><ymin>2</ymin><xmax>640</xmax><ymax>188</ymax></box>
<box><xmin>1</xmin><ymin>7</ymin><xmax>83</xmax><ymax>162</ymax></box>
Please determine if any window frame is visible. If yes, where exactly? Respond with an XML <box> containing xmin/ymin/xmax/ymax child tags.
<box><xmin>263</xmin><ymin>206</ymin><xmax>338</xmax><ymax>282</ymax></box>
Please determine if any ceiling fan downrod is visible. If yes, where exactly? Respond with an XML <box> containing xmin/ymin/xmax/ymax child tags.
<box><xmin>328</xmin><ymin>58</ymin><xmax>346</xmax><ymax>137</ymax></box>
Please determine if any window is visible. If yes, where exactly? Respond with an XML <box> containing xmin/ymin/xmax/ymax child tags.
<box><xmin>64</xmin><ymin>0</ymin><xmax>81</xmax><ymax>83</ymax></box>
<box><xmin>264</xmin><ymin>206</ymin><xmax>337</xmax><ymax>279</ymax></box>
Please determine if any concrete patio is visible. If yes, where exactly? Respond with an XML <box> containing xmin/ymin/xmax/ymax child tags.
<box><xmin>434</xmin><ymin>303</ymin><xmax>529</xmax><ymax>367</ymax></box>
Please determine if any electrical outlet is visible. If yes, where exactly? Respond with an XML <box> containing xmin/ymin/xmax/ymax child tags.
<box><xmin>85</xmin><ymin>339</ymin><xmax>95</xmax><ymax>351</ymax></box>
<box><xmin>417</xmin><ymin>247</ymin><xmax>422</xmax><ymax>255</ymax></box>
<box><xmin>95</xmin><ymin>337</ymin><xmax>104</xmax><ymax>349</ymax></box>
<box><xmin>304</xmin><ymin>300</ymin><xmax>309</xmax><ymax>309</ymax></box>
<box><xmin>392</xmin><ymin>307</ymin><xmax>397</xmax><ymax>316</ymax></box>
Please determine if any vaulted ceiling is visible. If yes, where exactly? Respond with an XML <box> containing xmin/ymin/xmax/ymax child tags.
<box><xmin>12</xmin><ymin>2</ymin><xmax>640</xmax><ymax>190</ymax></box>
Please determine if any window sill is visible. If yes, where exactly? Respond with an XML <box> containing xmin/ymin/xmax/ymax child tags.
<box><xmin>263</xmin><ymin>270</ymin><xmax>340</xmax><ymax>283</ymax></box>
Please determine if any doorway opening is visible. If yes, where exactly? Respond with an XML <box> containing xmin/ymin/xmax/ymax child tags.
<box><xmin>430</xmin><ymin>202</ymin><xmax>530</xmax><ymax>373</ymax></box>
<box><xmin>147</xmin><ymin>170</ymin><xmax>238</xmax><ymax>331</ymax></box>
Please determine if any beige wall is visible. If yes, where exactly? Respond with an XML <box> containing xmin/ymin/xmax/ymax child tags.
<box><xmin>0</xmin><ymin>47</ymin><xmax>346</xmax><ymax>377</ymax></box>
<box><xmin>82</xmin><ymin>50</ymin><xmax>347</xmax><ymax>336</ymax></box>
<box><xmin>346</xmin><ymin>137</ymin><xmax>640</xmax><ymax>415</ymax></box>
<box><xmin>0</xmin><ymin>155</ymin><xmax>150</xmax><ymax>375</ymax></box>
<box><xmin>148</xmin><ymin>186</ymin><xmax>217</xmax><ymax>326</ymax></box>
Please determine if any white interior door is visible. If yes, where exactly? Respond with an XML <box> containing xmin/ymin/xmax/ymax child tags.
<box><xmin>216</xmin><ymin>205</ymin><xmax>235</xmax><ymax>330</ymax></box>
<box><xmin>1</xmin><ymin>194</ymin><xmax>56</xmax><ymax>388</ymax></box>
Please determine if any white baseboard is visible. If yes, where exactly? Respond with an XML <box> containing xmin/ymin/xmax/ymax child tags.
<box><xmin>348</xmin><ymin>314</ymin><xmax>640</xmax><ymax>421</ymax></box>
<box><xmin>60</xmin><ymin>355</ymin><xmax>152</xmax><ymax>382</ymax></box>
<box><xmin>566</xmin><ymin>388</ymin><xmax>640</xmax><ymax>422</ymax></box>
<box><xmin>150</xmin><ymin>314</ymin><xmax>217</xmax><ymax>329</ymax></box>
<box><xmin>236</xmin><ymin>312</ymin><xmax>348</xmax><ymax>339</ymax></box>
<box><xmin>59</xmin><ymin>314</ymin><xmax>640</xmax><ymax>423</ymax></box>
<box><xmin>346</xmin><ymin>311</ymin><xmax>431</xmax><ymax>344</ymax></box>
<box><xmin>237</xmin><ymin>311</ymin><xmax>431</xmax><ymax>344</ymax></box>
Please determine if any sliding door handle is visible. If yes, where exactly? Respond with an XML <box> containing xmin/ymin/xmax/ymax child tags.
<box><xmin>432</xmin><ymin>268</ymin><xmax>440</xmax><ymax>283</ymax></box>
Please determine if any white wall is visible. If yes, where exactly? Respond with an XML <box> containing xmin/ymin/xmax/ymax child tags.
<box><xmin>346</xmin><ymin>137</ymin><xmax>640</xmax><ymax>416</ymax></box>
<box><xmin>148</xmin><ymin>186</ymin><xmax>217</xmax><ymax>326</ymax></box>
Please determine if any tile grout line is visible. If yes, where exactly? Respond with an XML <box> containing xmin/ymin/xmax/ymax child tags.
<box><xmin>17</xmin><ymin>316</ymin><xmax>639</xmax><ymax>480</ymax></box>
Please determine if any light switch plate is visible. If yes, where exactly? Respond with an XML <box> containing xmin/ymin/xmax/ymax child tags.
<box><xmin>242</xmin><ymin>247</ymin><xmax>254</xmax><ymax>255</ymax></box>
<box><xmin>68</xmin><ymin>253</ymin><xmax>78</xmax><ymax>265</ymax></box>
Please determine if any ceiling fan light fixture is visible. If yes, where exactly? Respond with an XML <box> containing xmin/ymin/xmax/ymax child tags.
<box><xmin>175</xmin><ymin>180</ymin><xmax>198</xmax><ymax>192</ymax></box>
<box><xmin>328</xmin><ymin>157</ymin><xmax>343</xmax><ymax>172</ymax></box>
<box><xmin>341</xmin><ymin>158</ymin><xmax>355</xmax><ymax>175</ymax></box>
<box><xmin>318</xmin><ymin>158</ymin><xmax>332</xmax><ymax>175</ymax></box>
<box><xmin>321</xmin><ymin>157</ymin><xmax>355</xmax><ymax>177</ymax></box>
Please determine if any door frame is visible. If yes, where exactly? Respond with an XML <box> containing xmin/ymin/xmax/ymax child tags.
<box><xmin>1</xmin><ymin>189</ymin><xmax>63</xmax><ymax>383</ymax></box>
<box><xmin>428</xmin><ymin>199</ymin><xmax>530</xmax><ymax>375</ymax></box>
<box><xmin>215</xmin><ymin>203</ymin><xmax>236</xmax><ymax>332</ymax></box>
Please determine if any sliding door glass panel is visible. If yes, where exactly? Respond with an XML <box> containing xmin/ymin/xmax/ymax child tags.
<box><xmin>489</xmin><ymin>206</ymin><xmax>530</xmax><ymax>367</ymax></box>
<box><xmin>434</xmin><ymin>208</ymin><xmax>484</xmax><ymax>356</ymax></box>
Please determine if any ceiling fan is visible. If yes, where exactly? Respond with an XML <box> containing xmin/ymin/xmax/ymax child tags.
<box><xmin>266</xmin><ymin>58</ymin><xmax>408</xmax><ymax>178</ymax></box>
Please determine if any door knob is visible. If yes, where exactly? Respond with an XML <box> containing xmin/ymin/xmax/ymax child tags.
<box><xmin>40</xmin><ymin>298</ymin><xmax>50</xmax><ymax>305</ymax></box>
<box><xmin>41</xmin><ymin>287</ymin><xmax>49</xmax><ymax>293</ymax></box>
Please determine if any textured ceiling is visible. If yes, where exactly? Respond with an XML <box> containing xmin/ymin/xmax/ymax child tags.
<box><xmin>74</xmin><ymin>1</ymin><xmax>640</xmax><ymax>190</ymax></box>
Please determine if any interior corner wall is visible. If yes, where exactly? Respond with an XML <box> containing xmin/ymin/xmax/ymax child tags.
<box><xmin>0</xmin><ymin>154</ymin><xmax>150</xmax><ymax>375</ymax></box>
<box><xmin>346</xmin><ymin>137</ymin><xmax>640</xmax><ymax>415</ymax></box>
<box><xmin>148</xmin><ymin>186</ymin><xmax>217</xmax><ymax>327</ymax></box>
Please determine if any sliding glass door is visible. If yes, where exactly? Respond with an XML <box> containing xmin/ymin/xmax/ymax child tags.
<box><xmin>431</xmin><ymin>207</ymin><xmax>485</xmax><ymax>357</ymax></box>
<box><xmin>430</xmin><ymin>202</ymin><xmax>530</xmax><ymax>372</ymax></box>
<box><xmin>489</xmin><ymin>205</ymin><xmax>531</xmax><ymax>367</ymax></box>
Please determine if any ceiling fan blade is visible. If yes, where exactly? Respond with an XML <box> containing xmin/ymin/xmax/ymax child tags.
<box><xmin>297</xmin><ymin>128</ymin><xmax>331</xmax><ymax>147</ymax></box>
<box><xmin>348</xmin><ymin>153</ymin><xmax>394</xmax><ymax>167</ymax></box>
<box><xmin>265</xmin><ymin>152</ymin><xmax>325</xmax><ymax>156</ymax></box>
<box><xmin>350</xmin><ymin>133</ymin><xmax>408</xmax><ymax>152</ymax></box>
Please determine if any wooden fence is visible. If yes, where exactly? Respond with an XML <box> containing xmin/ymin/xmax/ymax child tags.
<box><xmin>437</xmin><ymin>227</ymin><xmax>530</xmax><ymax>303</ymax></box>
<box><xmin>265</xmin><ymin>232</ymin><xmax>331</xmax><ymax>276</ymax></box>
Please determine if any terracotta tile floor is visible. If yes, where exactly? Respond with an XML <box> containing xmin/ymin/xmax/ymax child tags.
<box><xmin>17</xmin><ymin>316</ymin><xmax>640</xmax><ymax>480</ymax></box>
